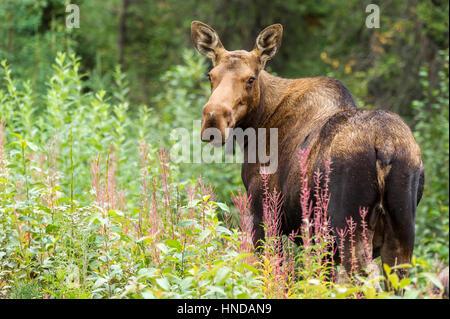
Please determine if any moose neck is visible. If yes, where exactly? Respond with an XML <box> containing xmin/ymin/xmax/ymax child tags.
<box><xmin>256</xmin><ymin>70</ymin><xmax>295</xmax><ymax>127</ymax></box>
<box><xmin>244</xmin><ymin>70</ymin><xmax>342</xmax><ymax>134</ymax></box>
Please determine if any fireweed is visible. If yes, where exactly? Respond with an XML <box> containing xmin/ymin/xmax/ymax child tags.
<box><xmin>252</xmin><ymin>147</ymin><xmax>382</xmax><ymax>297</ymax></box>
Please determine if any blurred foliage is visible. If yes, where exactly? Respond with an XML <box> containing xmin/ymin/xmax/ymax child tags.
<box><xmin>1</xmin><ymin>0</ymin><xmax>448</xmax><ymax>114</ymax></box>
<box><xmin>0</xmin><ymin>0</ymin><xmax>76</xmax><ymax>94</ymax></box>
<box><xmin>412</xmin><ymin>50</ymin><xmax>449</xmax><ymax>262</ymax></box>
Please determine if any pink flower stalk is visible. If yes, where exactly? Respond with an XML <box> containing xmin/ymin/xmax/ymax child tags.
<box><xmin>138</xmin><ymin>140</ymin><xmax>150</xmax><ymax>208</ymax></box>
<box><xmin>259</xmin><ymin>168</ymin><xmax>295</xmax><ymax>298</ymax></box>
<box><xmin>283</xmin><ymin>233</ymin><xmax>297</xmax><ymax>297</ymax></box>
<box><xmin>336</xmin><ymin>226</ymin><xmax>348</xmax><ymax>281</ymax></box>
<box><xmin>320</xmin><ymin>158</ymin><xmax>332</xmax><ymax>237</ymax></box>
<box><xmin>44</xmin><ymin>138</ymin><xmax>60</xmax><ymax>210</ymax></box>
<box><xmin>157</xmin><ymin>146</ymin><xmax>174</xmax><ymax>238</ymax></box>
<box><xmin>313</xmin><ymin>169</ymin><xmax>323</xmax><ymax>243</ymax></box>
<box><xmin>137</xmin><ymin>142</ymin><xmax>164</xmax><ymax>264</ymax></box>
<box><xmin>288</xmin><ymin>229</ymin><xmax>300</xmax><ymax>243</ymax></box>
<box><xmin>148</xmin><ymin>177</ymin><xmax>162</xmax><ymax>264</ymax></box>
<box><xmin>150</xmin><ymin>176</ymin><xmax>160</xmax><ymax>224</ymax></box>
<box><xmin>260</xmin><ymin>168</ymin><xmax>283</xmax><ymax>243</ymax></box>
<box><xmin>313</xmin><ymin>158</ymin><xmax>334</xmax><ymax>279</ymax></box>
<box><xmin>90</xmin><ymin>150</ymin><xmax>120</xmax><ymax>212</ymax></box>
<box><xmin>105</xmin><ymin>150</ymin><xmax>118</xmax><ymax>211</ymax></box>
<box><xmin>90</xmin><ymin>154</ymin><xmax>105</xmax><ymax>209</ymax></box>
<box><xmin>231</xmin><ymin>189</ymin><xmax>254</xmax><ymax>254</ymax></box>
<box><xmin>329</xmin><ymin>232</ymin><xmax>337</xmax><ymax>282</ymax></box>
<box><xmin>359</xmin><ymin>206</ymin><xmax>372</xmax><ymax>266</ymax></box>
<box><xmin>346</xmin><ymin>216</ymin><xmax>357</xmax><ymax>276</ymax></box>
<box><xmin>198</xmin><ymin>176</ymin><xmax>215</xmax><ymax>201</ymax></box>
<box><xmin>116</xmin><ymin>188</ymin><xmax>127</xmax><ymax>211</ymax></box>
<box><xmin>137</xmin><ymin>140</ymin><xmax>152</xmax><ymax>237</ymax></box>
<box><xmin>184</xmin><ymin>184</ymin><xmax>197</xmax><ymax>220</ymax></box>
<box><xmin>197</xmin><ymin>176</ymin><xmax>216</xmax><ymax>231</ymax></box>
<box><xmin>297</xmin><ymin>148</ymin><xmax>313</xmax><ymax>249</ymax></box>
<box><xmin>0</xmin><ymin>120</ymin><xmax>8</xmax><ymax>180</ymax></box>
<box><xmin>265</xmin><ymin>189</ymin><xmax>284</xmax><ymax>252</ymax></box>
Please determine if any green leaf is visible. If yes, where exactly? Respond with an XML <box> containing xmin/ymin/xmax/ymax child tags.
<box><xmin>422</xmin><ymin>272</ymin><xmax>443</xmax><ymax>290</ymax></box>
<box><xmin>156</xmin><ymin>243</ymin><xmax>169</xmax><ymax>254</ymax></box>
<box><xmin>399</xmin><ymin>278</ymin><xmax>411</xmax><ymax>289</ymax></box>
<box><xmin>214</xmin><ymin>266</ymin><xmax>231</xmax><ymax>285</ymax></box>
<box><xmin>141</xmin><ymin>290</ymin><xmax>155</xmax><ymax>299</ymax></box>
<box><xmin>217</xmin><ymin>225</ymin><xmax>232</xmax><ymax>236</ymax></box>
<box><xmin>10</xmin><ymin>132</ymin><xmax>23</xmax><ymax>140</ymax></box>
<box><xmin>403</xmin><ymin>289</ymin><xmax>420</xmax><ymax>299</ymax></box>
<box><xmin>109</xmin><ymin>225</ymin><xmax>122</xmax><ymax>233</ymax></box>
<box><xmin>18</xmin><ymin>216</ymin><xmax>34</xmax><ymax>222</ymax></box>
<box><xmin>27</xmin><ymin>141</ymin><xmax>38</xmax><ymax>152</ymax></box>
<box><xmin>156</xmin><ymin>277</ymin><xmax>170</xmax><ymax>291</ymax></box>
<box><xmin>179</xmin><ymin>219</ymin><xmax>196</xmax><ymax>228</ymax></box>
<box><xmin>180</xmin><ymin>277</ymin><xmax>194</xmax><ymax>291</ymax></box>
<box><xmin>388</xmin><ymin>273</ymin><xmax>399</xmax><ymax>290</ymax></box>
<box><xmin>383</xmin><ymin>264</ymin><xmax>391</xmax><ymax>275</ymax></box>
<box><xmin>45</xmin><ymin>224</ymin><xmax>59</xmax><ymax>232</ymax></box>
<box><xmin>137</xmin><ymin>268</ymin><xmax>158</xmax><ymax>279</ymax></box>
<box><xmin>239</xmin><ymin>263</ymin><xmax>259</xmax><ymax>274</ymax></box>
<box><xmin>166</xmin><ymin>239</ymin><xmax>183</xmax><ymax>251</ymax></box>
<box><xmin>198</xmin><ymin>229</ymin><xmax>212</xmax><ymax>242</ymax></box>
<box><xmin>216</xmin><ymin>202</ymin><xmax>230</xmax><ymax>213</ymax></box>
<box><xmin>37</xmin><ymin>204</ymin><xmax>52</xmax><ymax>214</ymax></box>
<box><xmin>364</xmin><ymin>286</ymin><xmax>376</xmax><ymax>299</ymax></box>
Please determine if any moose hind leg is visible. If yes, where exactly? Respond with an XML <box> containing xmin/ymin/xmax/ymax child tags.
<box><xmin>327</xmin><ymin>155</ymin><xmax>379</xmax><ymax>276</ymax></box>
<box><xmin>380</xmin><ymin>163</ymin><xmax>420</xmax><ymax>286</ymax></box>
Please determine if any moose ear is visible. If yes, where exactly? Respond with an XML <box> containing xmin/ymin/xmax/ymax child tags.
<box><xmin>191</xmin><ymin>21</ymin><xmax>225</xmax><ymax>62</ymax></box>
<box><xmin>253</xmin><ymin>24</ymin><xmax>283</xmax><ymax>67</ymax></box>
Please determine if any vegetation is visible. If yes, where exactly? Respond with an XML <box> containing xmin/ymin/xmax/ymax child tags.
<box><xmin>0</xmin><ymin>0</ymin><xmax>448</xmax><ymax>299</ymax></box>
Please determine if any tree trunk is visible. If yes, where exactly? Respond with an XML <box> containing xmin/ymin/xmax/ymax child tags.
<box><xmin>118</xmin><ymin>0</ymin><xmax>129</xmax><ymax>66</ymax></box>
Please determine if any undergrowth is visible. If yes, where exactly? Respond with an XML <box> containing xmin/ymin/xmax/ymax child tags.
<box><xmin>0</xmin><ymin>53</ymin><xmax>447</xmax><ymax>299</ymax></box>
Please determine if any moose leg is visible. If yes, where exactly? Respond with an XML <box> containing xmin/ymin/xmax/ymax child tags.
<box><xmin>247</xmin><ymin>182</ymin><xmax>265</xmax><ymax>254</ymax></box>
<box><xmin>327</xmin><ymin>156</ymin><xmax>379</xmax><ymax>278</ymax></box>
<box><xmin>248</xmin><ymin>180</ymin><xmax>284</xmax><ymax>258</ymax></box>
<box><xmin>379</xmin><ymin>163</ymin><xmax>420</xmax><ymax>292</ymax></box>
<box><xmin>251</xmin><ymin>215</ymin><xmax>265</xmax><ymax>255</ymax></box>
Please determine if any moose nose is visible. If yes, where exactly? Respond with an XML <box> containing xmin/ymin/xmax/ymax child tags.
<box><xmin>201</xmin><ymin>104</ymin><xmax>232</xmax><ymax>142</ymax></box>
<box><xmin>202</xmin><ymin>104</ymin><xmax>232</xmax><ymax>123</ymax></box>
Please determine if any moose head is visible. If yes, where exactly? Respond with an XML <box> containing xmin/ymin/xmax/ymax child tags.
<box><xmin>191</xmin><ymin>21</ymin><xmax>283</xmax><ymax>146</ymax></box>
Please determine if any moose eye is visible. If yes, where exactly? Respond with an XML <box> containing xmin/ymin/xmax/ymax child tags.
<box><xmin>207</xmin><ymin>73</ymin><xmax>212</xmax><ymax>82</ymax></box>
<box><xmin>248</xmin><ymin>77</ymin><xmax>256</xmax><ymax>85</ymax></box>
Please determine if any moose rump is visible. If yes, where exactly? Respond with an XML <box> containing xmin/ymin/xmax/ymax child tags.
<box><xmin>280</xmin><ymin>108</ymin><xmax>424</xmax><ymax>278</ymax></box>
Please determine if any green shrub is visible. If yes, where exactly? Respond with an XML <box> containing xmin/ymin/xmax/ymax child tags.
<box><xmin>412</xmin><ymin>49</ymin><xmax>449</xmax><ymax>263</ymax></box>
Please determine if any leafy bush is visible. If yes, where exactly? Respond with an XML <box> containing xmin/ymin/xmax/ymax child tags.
<box><xmin>150</xmin><ymin>50</ymin><xmax>243</xmax><ymax>202</ymax></box>
<box><xmin>412</xmin><ymin>50</ymin><xmax>449</xmax><ymax>263</ymax></box>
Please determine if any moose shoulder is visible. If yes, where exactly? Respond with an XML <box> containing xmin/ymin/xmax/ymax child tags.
<box><xmin>191</xmin><ymin>21</ymin><xmax>425</xmax><ymax>280</ymax></box>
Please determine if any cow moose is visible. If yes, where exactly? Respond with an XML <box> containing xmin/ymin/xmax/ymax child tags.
<box><xmin>191</xmin><ymin>21</ymin><xmax>425</xmax><ymax>281</ymax></box>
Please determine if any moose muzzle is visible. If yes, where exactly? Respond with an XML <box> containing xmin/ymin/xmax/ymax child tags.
<box><xmin>201</xmin><ymin>103</ymin><xmax>233</xmax><ymax>146</ymax></box>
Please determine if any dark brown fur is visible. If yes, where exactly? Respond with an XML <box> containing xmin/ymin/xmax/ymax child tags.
<box><xmin>191</xmin><ymin>21</ymin><xmax>424</xmax><ymax>281</ymax></box>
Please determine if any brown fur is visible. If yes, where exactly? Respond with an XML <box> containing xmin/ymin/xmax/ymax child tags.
<box><xmin>191</xmin><ymin>21</ymin><xmax>424</xmax><ymax>283</ymax></box>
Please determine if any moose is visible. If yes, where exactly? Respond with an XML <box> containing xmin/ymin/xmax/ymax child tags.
<box><xmin>191</xmin><ymin>21</ymin><xmax>424</xmax><ymax>281</ymax></box>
